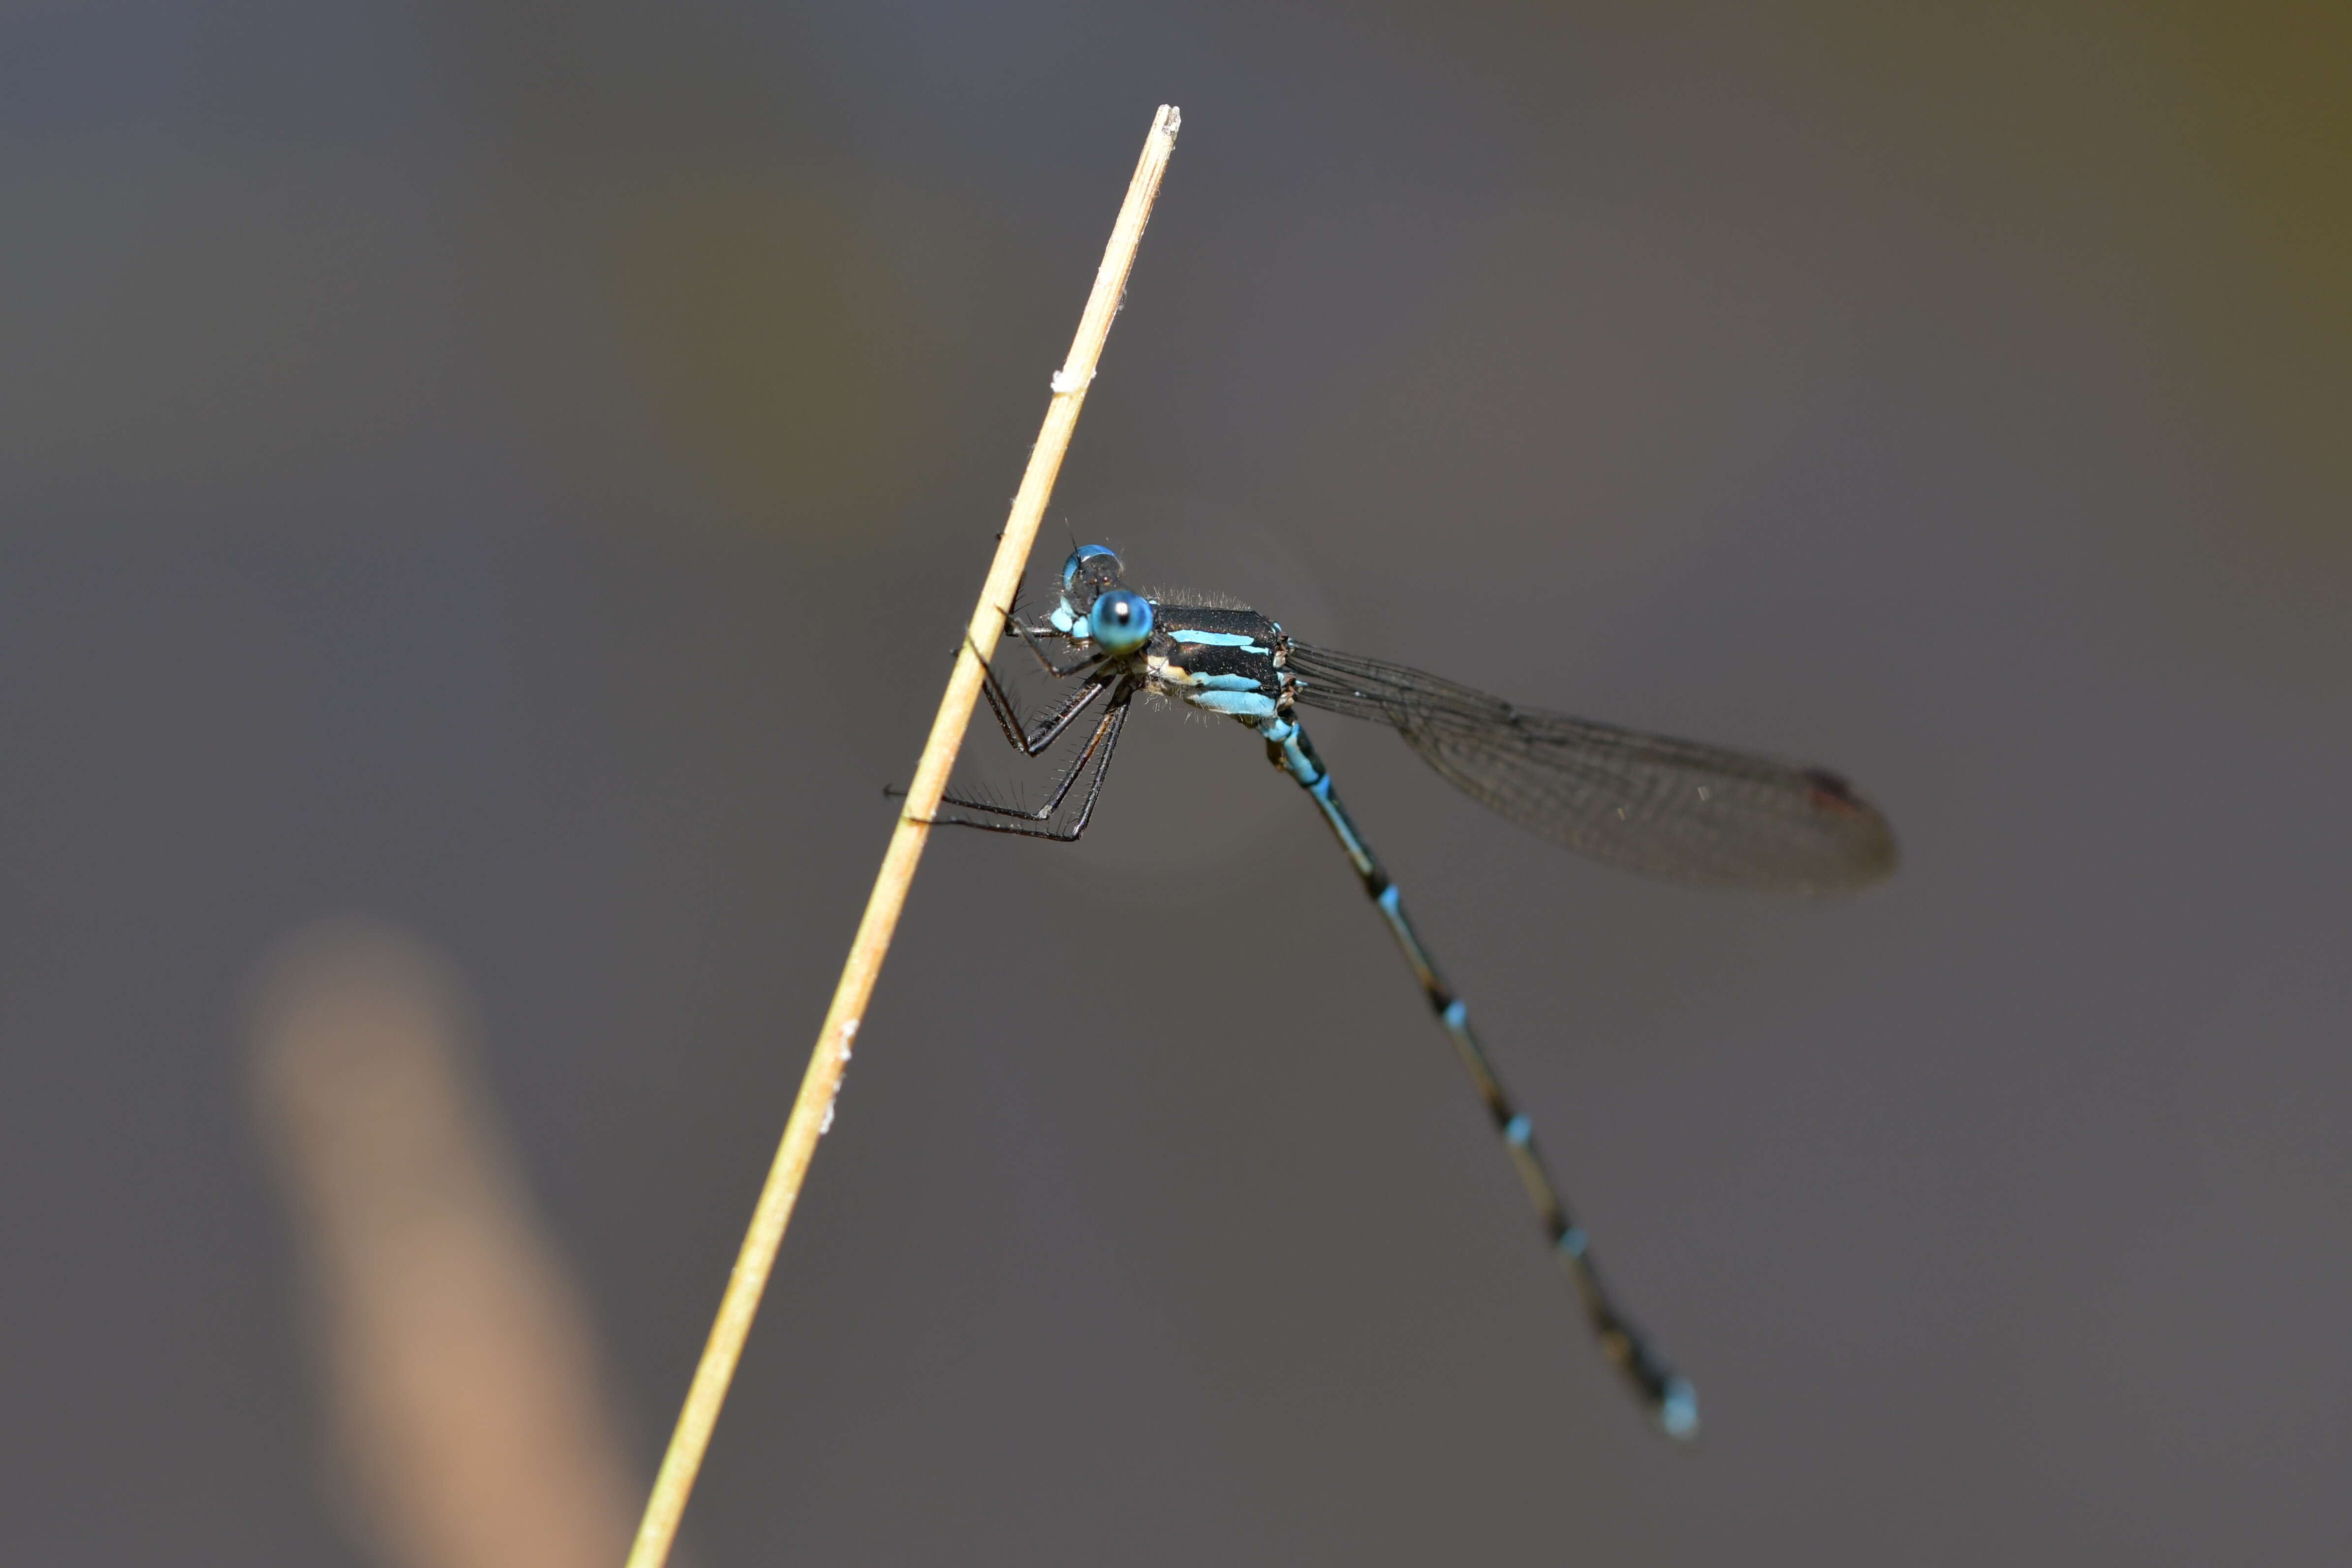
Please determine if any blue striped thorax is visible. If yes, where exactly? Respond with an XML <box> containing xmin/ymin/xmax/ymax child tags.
<box><xmin>1141</xmin><ymin>601</ymin><xmax>1290</xmax><ymax>721</ymax></box>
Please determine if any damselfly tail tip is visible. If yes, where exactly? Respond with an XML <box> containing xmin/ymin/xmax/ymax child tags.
<box><xmin>1607</xmin><ymin>1322</ymin><xmax>1699</xmax><ymax>1441</ymax></box>
<box><xmin>1657</xmin><ymin>1377</ymin><xmax>1700</xmax><ymax>1443</ymax></box>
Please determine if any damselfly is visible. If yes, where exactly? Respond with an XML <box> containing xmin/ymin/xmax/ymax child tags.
<box><xmin>914</xmin><ymin>543</ymin><xmax>1897</xmax><ymax>1439</ymax></box>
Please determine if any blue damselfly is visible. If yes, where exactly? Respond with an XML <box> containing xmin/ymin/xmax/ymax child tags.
<box><xmin>912</xmin><ymin>543</ymin><xmax>1897</xmax><ymax>1439</ymax></box>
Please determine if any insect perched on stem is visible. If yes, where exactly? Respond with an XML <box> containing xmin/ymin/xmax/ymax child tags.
<box><xmin>914</xmin><ymin>543</ymin><xmax>1897</xmax><ymax>1440</ymax></box>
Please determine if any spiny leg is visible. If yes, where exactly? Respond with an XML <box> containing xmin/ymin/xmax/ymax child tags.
<box><xmin>975</xmin><ymin>651</ymin><xmax>1109</xmax><ymax>757</ymax></box>
<box><xmin>889</xmin><ymin>647</ymin><xmax>1108</xmax><ymax>816</ymax></box>
<box><xmin>922</xmin><ymin>682</ymin><xmax>1133</xmax><ymax>842</ymax></box>
<box><xmin>1257</xmin><ymin>713</ymin><xmax>1698</xmax><ymax>1441</ymax></box>
<box><xmin>959</xmin><ymin>621</ymin><xmax>1111</xmax><ymax>757</ymax></box>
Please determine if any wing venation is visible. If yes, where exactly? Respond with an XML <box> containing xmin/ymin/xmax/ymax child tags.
<box><xmin>1287</xmin><ymin>642</ymin><xmax>1896</xmax><ymax>892</ymax></box>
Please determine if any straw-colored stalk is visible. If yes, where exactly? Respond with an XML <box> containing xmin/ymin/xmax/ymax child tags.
<box><xmin>624</xmin><ymin>104</ymin><xmax>1182</xmax><ymax>1568</ymax></box>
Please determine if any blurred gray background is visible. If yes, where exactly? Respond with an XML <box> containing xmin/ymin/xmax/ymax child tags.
<box><xmin>3</xmin><ymin>2</ymin><xmax>2347</xmax><ymax>1564</ymax></box>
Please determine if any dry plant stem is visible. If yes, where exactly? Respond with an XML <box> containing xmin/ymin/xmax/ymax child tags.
<box><xmin>623</xmin><ymin>103</ymin><xmax>1181</xmax><ymax>1568</ymax></box>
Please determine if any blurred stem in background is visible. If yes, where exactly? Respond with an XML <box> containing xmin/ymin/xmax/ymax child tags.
<box><xmin>247</xmin><ymin>918</ymin><xmax>642</xmax><ymax>1568</ymax></box>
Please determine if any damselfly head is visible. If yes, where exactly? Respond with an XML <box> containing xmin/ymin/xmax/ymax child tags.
<box><xmin>1086</xmin><ymin>589</ymin><xmax>1154</xmax><ymax>654</ymax></box>
<box><xmin>1057</xmin><ymin>544</ymin><xmax>1126</xmax><ymax>617</ymax></box>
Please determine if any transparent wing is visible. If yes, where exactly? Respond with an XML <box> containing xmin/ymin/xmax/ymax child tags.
<box><xmin>1286</xmin><ymin>643</ymin><xmax>1896</xmax><ymax>892</ymax></box>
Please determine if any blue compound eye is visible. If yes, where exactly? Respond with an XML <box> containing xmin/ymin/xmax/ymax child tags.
<box><xmin>1087</xmin><ymin>589</ymin><xmax>1153</xmax><ymax>653</ymax></box>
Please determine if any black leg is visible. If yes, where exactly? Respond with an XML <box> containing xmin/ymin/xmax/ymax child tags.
<box><xmin>884</xmin><ymin>648</ymin><xmax>1112</xmax><ymax>808</ymax></box>
<box><xmin>972</xmin><ymin>639</ymin><xmax>1108</xmax><ymax>758</ymax></box>
<box><xmin>922</xmin><ymin>684</ymin><xmax>1133</xmax><ymax>842</ymax></box>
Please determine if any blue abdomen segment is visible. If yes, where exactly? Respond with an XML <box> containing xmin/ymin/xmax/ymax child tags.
<box><xmin>1252</xmin><ymin>708</ymin><xmax>1700</xmax><ymax>1442</ymax></box>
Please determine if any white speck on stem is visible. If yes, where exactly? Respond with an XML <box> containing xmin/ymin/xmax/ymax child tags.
<box><xmin>819</xmin><ymin>1019</ymin><xmax>862</xmax><ymax>1133</ymax></box>
<box><xmin>1049</xmin><ymin>366</ymin><xmax>1094</xmax><ymax>394</ymax></box>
